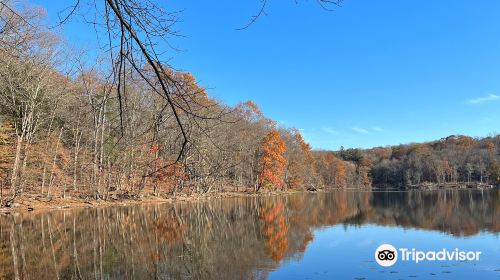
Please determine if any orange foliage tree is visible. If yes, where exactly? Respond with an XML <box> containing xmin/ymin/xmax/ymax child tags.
<box><xmin>150</xmin><ymin>144</ymin><xmax>187</xmax><ymax>195</ymax></box>
<box><xmin>258</xmin><ymin>130</ymin><xmax>287</xmax><ymax>191</ymax></box>
<box><xmin>154</xmin><ymin>161</ymin><xmax>187</xmax><ymax>194</ymax></box>
<box><xmin>315</xmin><ymin>152</ymin><xmax>350</xmax><ymax>187</ymax></box>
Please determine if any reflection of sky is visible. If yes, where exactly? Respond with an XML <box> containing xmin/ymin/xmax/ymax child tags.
<box><xmin>268</xmin><ymin>225</ymin><xmax>500</xmax><ymax>279</ymax></box>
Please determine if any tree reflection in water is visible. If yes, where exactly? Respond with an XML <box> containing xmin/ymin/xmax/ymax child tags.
<box><xmin>0</xmin><ymin>189</ymin><xmax>498</xmax><ymax>279</ymax></box>
<box><xmin>259</xmin><ymin>201</ymin><xmax>289</xmax><ymax>262</ymax></box>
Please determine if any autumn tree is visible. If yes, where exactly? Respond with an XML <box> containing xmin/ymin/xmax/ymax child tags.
<box><xmin>359</xmin><ymin>157</ymin><xmax>373</xmax><ymax>187</ymax></box>
<box><xmin>334</xmin><ymin>157</ymin><xmax>347</xmax><ymax>187</ymax></box>
<box><xmin>258</xmin><ymin>130</ymin><xmax>286</xmax><ymax>191</ymax></box>
<box><xmin>313</xmin><ymin>151</ymin><xmax>359</xmax><ymax>188</ymax></box>
<box><xmin>286</xmin><ymin>131</ymin><xmax>317</xmax><ymax>189</ymax></box>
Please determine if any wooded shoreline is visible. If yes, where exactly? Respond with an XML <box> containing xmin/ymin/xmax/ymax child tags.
<box><xmin>406</xmin><ymin>182</ymin><xmax>496</xmax><ymax>189</ymax></box>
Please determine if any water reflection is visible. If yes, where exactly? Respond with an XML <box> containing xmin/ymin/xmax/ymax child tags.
<box><xmin>0</xmin><ymin>189</ymin><xmax>499</xmax><ymax>279</ymax></box>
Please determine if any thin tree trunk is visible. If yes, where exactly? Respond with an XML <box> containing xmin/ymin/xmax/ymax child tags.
<box><xmin>10</xmin><ymin>134</ymin><xmax>23</xmax><ymax>200</ymax></box>
<box><xmin>72</xmin><ymin>113</ymin><xmax>82</xmax><ymax>192</ymax></box>
<box><xmin>41</xmin><ymin>111</ymin><xmax>56</xmax><ymax>194</ymax></box>
<box><xmin>0</xmin><ymin>180</ymin><xmax>3</xmax><ymax>206</ymax></box>
<box><xmin>47</xmin><ymin>127</ymin><xmax>64</xmax><ymax>197</ymax></box>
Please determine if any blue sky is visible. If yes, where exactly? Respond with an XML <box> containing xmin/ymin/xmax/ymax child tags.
<box><xmin>34</xmin><ymin>0</ymin><xmax>500</xmax><ymax>149</ymax></box>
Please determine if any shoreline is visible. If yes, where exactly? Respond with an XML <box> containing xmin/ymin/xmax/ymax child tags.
<box><xmin>0</xmin><ymin>189</ymin><xmax>307</xmax><ymax>214</ymax></box>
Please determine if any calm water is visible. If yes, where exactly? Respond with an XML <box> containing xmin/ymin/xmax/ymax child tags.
<box><xmin>0</xmin><ymin>189</ymin><xmax>499</xmax><ymax>279</ymax></box>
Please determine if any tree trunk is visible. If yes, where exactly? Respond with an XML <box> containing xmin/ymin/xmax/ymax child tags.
<box><xmin>47</xmin><ymin>127</ymin><xmax>64</xmax><ymax>198</ymax></box>
<box><xmin>10</xmin><ymin>134</ymin><xmax>23</xmax><ymax>200</ymax></box>
<box><xmin>73</xmin><ymin>116</ymin><xmax>82</xmax><ymax>191</ymax></box>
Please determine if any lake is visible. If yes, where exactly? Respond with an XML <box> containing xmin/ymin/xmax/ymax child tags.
<box><xmin>1</xmin><ymin>189</ymin><xmax>499</xmax><ymax>279</ymax></box>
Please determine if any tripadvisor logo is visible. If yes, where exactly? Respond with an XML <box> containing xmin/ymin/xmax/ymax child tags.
<box><xmin>375</xmin><ymin>244</ymin><xmax>398</xmax><ymax>267</ymax></box>
<box><xmin>374</xmin><ymin>244</ymin><xmax>482</xmax><ymax>267</ymax></box>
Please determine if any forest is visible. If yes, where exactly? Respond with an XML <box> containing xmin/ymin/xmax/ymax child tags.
<box><xmin>356</xmin><ymin>134</ymin><xmax>500</xmax><ymax>188</ymax></box>
<box><xmin>0</xmin><ymin>1</ymin><xmax>498</xmax><ymax>207</ymax></box>
<box><xmin>0</xmin><ymin>1</ymin><xmax>364</xmax><ymax>206</ymax></box>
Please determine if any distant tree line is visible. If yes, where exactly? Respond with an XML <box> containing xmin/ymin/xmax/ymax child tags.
<box><xmin>335</xmin><ymin>135</ymin><xmax>500</xmax><ymax>187</ymax></box>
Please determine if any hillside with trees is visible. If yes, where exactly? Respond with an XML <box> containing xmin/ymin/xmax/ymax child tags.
<box><xmin>0</xmin><ymin>2</ymin><xmax>361</xmax><ymax>207</ymax></box>
<box><xmin>0</xmin><ymin>2</ymin><xmax>498</xmax><ymax>208</ymax></box>
<box><xmin>335</xmin><ymin>135</ymin><xmax>500</xmax><ymax>188</ymax></box>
